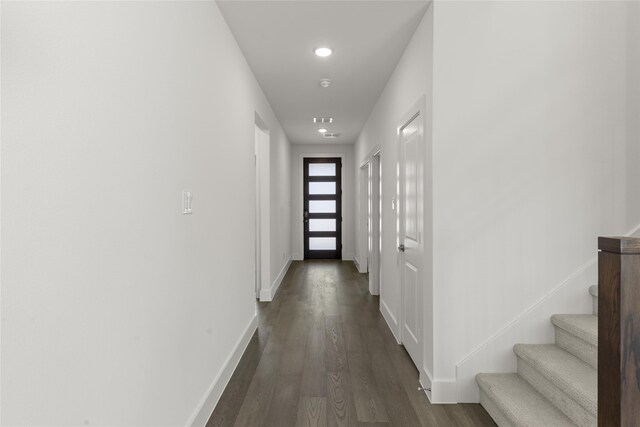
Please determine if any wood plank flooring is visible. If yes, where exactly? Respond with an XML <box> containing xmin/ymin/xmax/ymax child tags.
<box><xmin>207</xmin><ymin>260</ymin><xmax>495</xmax><ymax>427</ymax></box>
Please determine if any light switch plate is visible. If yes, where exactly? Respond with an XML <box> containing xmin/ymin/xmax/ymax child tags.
<box><xmin>182</xmin><ymin>190</ymin><xmax>193</xmax><ymax>214</ymax></box>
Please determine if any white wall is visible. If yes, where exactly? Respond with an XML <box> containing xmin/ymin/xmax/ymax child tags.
<box><xmin>354</xmin><ymin>0</ymin><xmax>640</xmax><ymax>404</ymax></box>
<box><xmin>291</xmin><ymin>144</ymin><xmax>355</xmax><ymax>261</ymax></box>
<box><xmin>354</xmin><ymin>0</ymin><xmax>435</xmax><ymax>395</ymax></box>
<box><xmin>627</xmin><ymin>0</ymin><xmax>640</xmax><ymax>224</ymax></box>
<box><xmin>1</xmin><ymin>1</ymin><xmax>289</xmax><ymax>425</ymax></box>
<box><xmin>431</xmin><ymin>0</ymin><xmax>640</xmax><ymax>402</ymax></box>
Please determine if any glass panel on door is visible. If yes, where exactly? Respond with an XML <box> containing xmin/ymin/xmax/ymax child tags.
<box><xmin>308</xmin><ymin>200</ymin><xmax>336</xmax><ymax>213</ymax></box>
<box><xmin>309</xmin><ymin>182</ymin><xmax>337</xmax><ymax>195</ymax></box>
<box><xmin>308</xmin><ymin>219</ymin><xmax>336</xmax><ymax>232</ymax></box>
<box><xmin>309</xmin><ymin>237</ymin><xmax>337</xmax><ymax>250</ymax></box>
<box><xmin>309</xmin><ymin>163</ymin><xmax>336</xmax><ymax>176</ymax></box>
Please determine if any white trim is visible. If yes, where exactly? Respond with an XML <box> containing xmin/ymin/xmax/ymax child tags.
<box><xmin>419</xmin><ymin>368</ymin><xmax>434</xmax><ymax>402</ymax></box>
<box><xmin>429</xmin><ymin>379</ymin><xmax>457</xmax><ymax>404</ymax></box>
<box><xmin>380</xmin><ymin>297</ymin><xmax>400</xmax><ymax>344</ymax></box>
<box><xmin>254</xmin><ymin>120</ymin><xmax>271</xmax><ymax>300</ymax></box>
<box><xmin>357</xmin><ymin>146</ymin><xmax>382</xmax><ymax>279</ymax></box>
<box><xmin>188</xmin><ymin>314</ymin><xmax>258</xmax><ymax>427</ymax></box>
<box><xmin>359</xmin><ymin>145</ymin><xmax>382</xmax><ymax>169</ymax></box>
<box><xmin>357</xmin><ymin>164</ymin><xmax>370</xmax><ymax>274</ymax></box>
<box><xmin>369</xmin><ymin>153</ymin><xmax>381</xmax><ymax>296</ymax></box>
<box><xmin>259</xmin><ymin>257</ymin><xmax>292</xmax><ymax>302</ymax></box>
<box><xmin>292</xmin><ymin>252</ymin><xmax>303</xmax><ymax>261</ymax></box>
<box><xmin>342</xmin><ymin>252</ymin><xmax>354</xmax><ymax>261</ymax></box>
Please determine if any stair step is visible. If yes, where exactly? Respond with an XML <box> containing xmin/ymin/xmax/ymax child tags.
<box><xmin>551</xmin><ymin>314</ymin><xmax>597</xmax><ymax>368</ymax></box>
<box><xmin>589</xmin><ymin>285</ymin><xmax>598</xmax><ymax>316</ymax></box>
<box><xmin>514</xmin><ymin>344</ymin><xmax>596</xmax><ymax>426</ymax></box>
<box><xmin>476</xmin><ymin>373</ymin><xmax>575</xmax><ymax>426</ymax></box>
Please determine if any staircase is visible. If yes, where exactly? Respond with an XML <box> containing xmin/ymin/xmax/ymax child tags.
<box><xmin>476</xmin><ymin>285</ymin><xmax>598</xmax><ymax>426</ymax></box>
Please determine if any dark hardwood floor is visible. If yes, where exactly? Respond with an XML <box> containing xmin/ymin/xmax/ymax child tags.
<box><xmin>207</xmin><ymin>260</ymin><xmax>495</xmax><ymax>427</ymax></box>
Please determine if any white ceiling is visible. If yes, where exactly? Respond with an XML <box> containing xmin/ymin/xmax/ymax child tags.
<box><xmin>216</xmin><ymin>0</ymin><xmax>429</xmax><ymax>145</ymax></box>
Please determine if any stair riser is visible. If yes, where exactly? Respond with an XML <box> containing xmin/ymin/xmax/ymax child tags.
<box><xmin>555</xmin><ymin>328</ymin><xmax>597</xmax><ymax>368</ymax></box>
<box><xmin>517</xmin><ymin>358</ymin><xmax>596</xmax><ymax>427</ymax></box>
<box><xmin>592</xmin><ymin>294</ymin><xmax>598</xmax><ymax>316</ymax></box>
<box><xmin>479</xmin><ymin>391</ymin><xmax>514</xmax><ymax>427</ymax></box>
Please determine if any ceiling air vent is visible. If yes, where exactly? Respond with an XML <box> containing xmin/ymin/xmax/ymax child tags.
<box><xmin>323</xmin><ymin>133</ymin><xmax>340</xmax><ymax>139</ymax></box>
<box><xmin>314</xmin><ymin>117</ymin><xmax>333</xmax><ymax>124</ymax></box>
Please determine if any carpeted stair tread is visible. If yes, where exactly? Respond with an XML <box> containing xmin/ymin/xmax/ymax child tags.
<box><xmin>551</xmin><ymin>314</ymin><xmax>597</xmax><ymax>346</ymax></box>
<box><xmin>513</xmin><ymin>344</ymin><xmax>596</xmax><ymax>416</ymax></box>
<box><xmin>476</xmin><ymin>373</ymin><xmax>575</xmax><ymax>426</ymax></box>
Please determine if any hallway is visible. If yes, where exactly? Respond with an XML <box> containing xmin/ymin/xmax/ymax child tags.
<box><xmin>207</xmin><ymin>261</ymin><xmax>494</xmax><ymax>427</ymax></box>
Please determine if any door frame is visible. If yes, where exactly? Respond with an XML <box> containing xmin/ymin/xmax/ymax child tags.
<box><xmin>370</xmin><ymin>151</ymin><xmax>381</xmax><ymax>295</ymax></box>
<box><xmin>303</xmin><ymin>157</ymin><xmax>342</xmax><ymax>259</ymax></box>
<box><xmin>359</xmin><ymin>147</ymin><xmax>382</xmax><ymax>294</ymax></box>
<box><xmin>396</xmin><ymin>97</ymin><xmax>427</xmax><ymax>373</ymax></box>
<box><xmin>358</xmin><ymin>162</ymin><xmax>370</xmax><ymax>273</ymax></box>
<box><xmin>255</xmin><ymin>117</ymin><xmax>270</xmax><ymax>301</ymax></box>
<box><xmin>296</xmin><ymin>152</ymin><xmax>347</xmax><ymax>260</ymax></box>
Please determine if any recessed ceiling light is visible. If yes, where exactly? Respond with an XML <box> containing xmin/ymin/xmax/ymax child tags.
<box><xmin>318</xmin><ymin>128</ymin><xmax>328</xmax><ymax>133</ymax></box>
<box><xmin>314</xmin><ymin>47</ymin><xmax>333</xmax><ymax>57</ymax></box>
<box><xmin>319</xmin><ymin>79</ymin><xmax>331</xmax><ymax>88</ymax></box>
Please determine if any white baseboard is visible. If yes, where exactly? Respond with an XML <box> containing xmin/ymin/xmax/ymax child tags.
<box><xmin>292</xmin><ymin>252</ymin><xmax>303</xmax><ymax>261</ymax></box>
<box><xmin>342</xmin><ymin>252</ymin><xmax>354</xmax><ymax>261</ymax></box>
<box><xmin>354</xmin><ymin>256</ymin><xmax>368</xmax><ymax>273</ymax></box>
<box><xmin>380</xmin><ymin>298</ymin><xmax>400</xmax><ymax>344</ymax></box>
<box><xmin>188</xmin><ymin>314</ymin><xmax>258</xmax><ymax>427</ymax></box>
<box><xmin>419</xmin><ymin>365</ymin><xmax>456</xmax><ymax>403</ymax></box>
<box><xmin>430</xmin><ymin>379</ymin><xmax>457</xmax><ymax>404</ymax></box>
<box><xmin>260</xmin><ymin>257</ymin><xmax>291</xmax><ymax>302</ymax></box>
<box><xmin>420</xmin><ymin>369</ymin><xmax>433</xmax><ymax>402</ymax></box>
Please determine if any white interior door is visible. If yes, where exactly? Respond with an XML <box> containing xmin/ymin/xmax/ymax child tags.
<box><xmin>398</xmin><ymin>113</ymin><xmax>423</xmax><ymax>369</ymax></box>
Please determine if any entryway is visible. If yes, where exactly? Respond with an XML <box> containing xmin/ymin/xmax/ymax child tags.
<box><xmin>303</xmin><ymin>158</ymin><xmax>342</xmax><ymax>259</ymax></box>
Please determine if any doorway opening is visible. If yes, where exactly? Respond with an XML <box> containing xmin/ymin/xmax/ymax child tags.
<box><xmin>303</xmin><ymin>157</ymin><xmax>342</xmax><ymax>259</ymax></box>
<box><xmin>370</xmin><ymin>152</ymin><xmax>381</xmax><ymax>295</ymax></box>
<box><xmin>254</xmin><ymin>120</ymin><xmax>270</xmax><ymax>299</ymax></box>
<box><xmin>359</xmin><ymin>150</ymin><xmax>382</xmax><ymax>295</ymax></box>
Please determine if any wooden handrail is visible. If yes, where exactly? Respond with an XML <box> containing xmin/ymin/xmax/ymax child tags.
<box><xmin>598</xmin><ymin>236</ymin><xmax>640</xmax><ymax>426</ymax></box>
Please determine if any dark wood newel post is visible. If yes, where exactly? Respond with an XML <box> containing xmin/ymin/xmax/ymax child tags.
<box><xmin>598</xmin><ymin>236</ymin><xmax>640</xmax><ymax>426</ymax></box>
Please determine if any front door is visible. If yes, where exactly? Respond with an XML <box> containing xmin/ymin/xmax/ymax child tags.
<box><xmin>399</xmin><ymin>113</ymin><xmax>423</xmax><ymax>369</ymax></box>
<box><xmin>303</xmin><ymin>158</ymin><xmax>342</xmax><ymax>259</ymax></box>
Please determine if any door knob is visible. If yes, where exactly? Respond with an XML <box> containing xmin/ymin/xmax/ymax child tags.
<box><xmin>398</xmin><ymin>244</ymin><xmax>405</xmax><ymax>252</ymax></box>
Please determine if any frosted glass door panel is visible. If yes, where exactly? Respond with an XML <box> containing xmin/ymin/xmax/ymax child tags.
<box><xmin>309</xmin><ymin>238</ymin><xmax>336</xmax><ymax>250</ymax></box>
<box><xmin>309</xmin><ymin>163</ymin><xmax>336</xmax><ymax>176</ymax></box>
<box><xmin>309</xmin><ymin>219</ymin><xmax>336</xmax><ymax>232</ymax></box>
<box><xmin>309</xmin><ymin>182</ymin><xmax>336</xmax><ymax>195</ymax></box>
<box><xmin>309</xmin><ymin>200</ymin><xmax>336</xmax><ymax>213</ymax></box>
